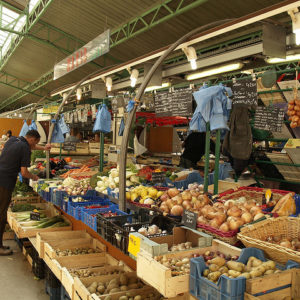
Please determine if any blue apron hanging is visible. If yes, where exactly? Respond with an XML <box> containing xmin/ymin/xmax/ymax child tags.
<box><xmin>19</xmin><ymin>120</ymin><xmax>29</xmax><ymax>137</ymax></box>
<box><xmin>28</xmin><ymin>120</ymin><xmax>37</xmax><ymax>130</ymax></box>
<box><xmin>118</xmin><ymin>118</ymin><xmax>125</xmax><ymax>136</ymax></box>
<box><xmin>58</xmin><ymin>114</ymin><xmax>70</xmax><ymax>135</ymax></box>
<box><xmin>51</xmin><ymin>119</ymin><xmax>65</xmax><ymax>143</ymax></box>
<box><xmin>93</xmin><ymin>104</ymin><xmax>111</xmax><ymax>133</ymax></box>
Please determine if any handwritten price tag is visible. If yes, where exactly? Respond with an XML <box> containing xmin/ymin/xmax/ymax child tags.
<box><xmin>128</xmin><ymin>234</ymin><xmax>141</xmax><ymax>257</ymax></box>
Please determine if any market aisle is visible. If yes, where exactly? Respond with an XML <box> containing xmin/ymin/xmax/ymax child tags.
<box><xmin>0</xmin><ymin>240</ymin><xmax>48</xmax><ymax>300</ymax></box>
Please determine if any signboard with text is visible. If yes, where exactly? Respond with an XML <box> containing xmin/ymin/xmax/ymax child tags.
<box><xmin>54</xmin><ymin>30</ymin><xmax>110</xmax><ymax>80</ymax></box>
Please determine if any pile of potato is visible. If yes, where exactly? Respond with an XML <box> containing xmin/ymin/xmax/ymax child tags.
<box><xmin>104</xmin><ymin>292</ymin><xmax>160</xmax><ymax>300</ymax></box>
<box><xmin>204</xmin><ymin>256</ymin><xmax>281</xmax><ymax>283</ymax></box>
<box><xmin>169</xmin><ymin>242</ymin><xmax>192</xmax><ymax>252</ymax></box>
<box><xmin>85</xmin><ymin>274</ymin><xmax>145</xmax><ymax>297</ymax></box>
<box><xmin>154</xmin><ymin>255</ymin><xmax>190</xmax><ymax>277</ymax></box>
<box><xmin>69</xmin><ymin>268</ymin><xmax>124</xmax><ymax>278</ymax></box>
<box><xmin>55</xmin><ymin>247</ymin><xmax>101</xmax><ymax>256</ymax></box>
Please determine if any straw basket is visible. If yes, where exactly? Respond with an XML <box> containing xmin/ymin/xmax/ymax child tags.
<box><xmin>238</xmin><ymin>216</ymin><xmax>300</xmax><ymax>264</ymax></box>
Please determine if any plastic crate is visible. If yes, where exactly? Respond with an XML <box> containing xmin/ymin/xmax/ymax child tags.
<box><xmin>46</xmin><ymin>266</ymin><xmax>61</xmax><ymax>288</ymax></box>
<box><xmin>45</xmin><ymin>280</ymin><xmax>61</xmax><ymax>300</ymax></box>
<box><xmin>67</xmin><ymin>196</ymin><xmax>111</xmax><ymax>220</ymax></box>
<box><xmin>60</xmin><ymin>286</ymin><xmax>71</xmax><ymax>300</ymax></box>
<box><xmin>31</xmin><ymin>247</ymin><xmax>45</xmax><ymax>279</ymax></box>
<box><xmin>96</xmin><ymin>207</ymin><xmax>128</xmax><ymax>240</ymax></box>
<box><xmin>106</xmin><ymin>213</ymin><xmax>178</xmax><ymax>255</ymax></box>
<box><xmin>290</xmin><ymin>194</ymin><xmax>300</xmax><ymax>217</ymax></box>
<box><xmin>189</xmin><ymin>247</ymin><xmax>300</xmax><ymax>300</ymax></box>
<box><xmin>82</xmin><ymin>205</ymin><xmax>117</xmax><ymax>231</ymax></box>
<box><xmin>53</xmin><ymin>190</ymin><xmax>68</xmax><ymax>209</ymax></box>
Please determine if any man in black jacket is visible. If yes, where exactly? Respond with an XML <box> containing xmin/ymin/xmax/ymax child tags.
<box><xmin>0</xmin><ymin>130</ymin><xmax>51</xmax><ymax>255</ymax></box>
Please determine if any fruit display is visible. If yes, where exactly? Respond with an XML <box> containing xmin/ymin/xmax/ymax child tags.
<box><xmin>158</xmin><ymin>186</ymin><xmax>267</xmax><ymax>231</ymax></box>
<box><xmin>126</xmin><ymin>186</ymin><xmax>164</xmax><ymax>205</ymax></box>
<box><xmin>85</xmin><ymin>274</ymin><xmax>145</xmax><ymax>296</ymax></box>
<box><xmin>287</xmin><ymin>98</ymin><xmax>300</xmax><ymax>128</ymax></box>
<box><xmin>204</xmin><ymin>255</ymin><xmax>280</xmax><ymax>283</ymax></box>
<box><xmin>55</xmin><ymin>247</ymin><xmax>102</xmax><ymax>257</ymax></box>
<box><xmin>154</xmin><ymin>251</ymin><xmax>238</xmax><ymax>277</ymax></box>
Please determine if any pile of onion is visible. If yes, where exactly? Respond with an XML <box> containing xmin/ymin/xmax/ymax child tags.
<box><xmin>287</xmin><ymin>99</ymin><xmax>300</xmax><ymax>128</ymax></box>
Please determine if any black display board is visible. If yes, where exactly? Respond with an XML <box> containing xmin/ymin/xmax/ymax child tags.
<box><xmin>182</xmin><ymin>210</ymin><xmax>198</xmax><ymax>229</ymax></box>
<box><xmin>63</xmin><ymin>142</ymin><xmax>76</xmax><ymax>151</ymax></box>
<box><xmin>232</xmin><ymin>79</ymin><xmax>257</xmax><ymax>106</ymax></box>
<box><xmin>151</xmin><ymin>172</ymin><xmax>165</xmax><ymax>184</ymax></box>
<box><xmin>155</xmin><ymin>89</ymin><xmax>193</xmax><ymax>117</ymax></box>
<box><xmin>254</xmin><ymin>106</ymin><xmax>285</xmax><ymax>132</ymax></box>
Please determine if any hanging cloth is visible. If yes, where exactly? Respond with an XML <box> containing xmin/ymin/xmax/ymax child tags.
<box><xmin>19</xmin><ymin>120</ymin><xmax>29</xmax><ymax>137</ymax></box>
<box><xmin>134</xmin><ymin>135</ymin><xmax>147</xmax><ymax>156</ymax></box>
<box><xmin>58</xmin><ymin>114</ymin><xmax>70</xmax><ymax>135</ymax></box>
<box><xmin>118</xmin><ymin>117</ymin><xmax>125</xmax><ymax>136</ymax></box>
<box><xmin>127</xmin><ymin>100</ymin><xmax>135</xmax><ymax>112</ymax></box>
<box><xmin>93</xmin><ymin>104</ymin><xmax>111</xmax><ymax>133</ymax></box>
<box><xmin>51</xmin><ymin>119</ymin><xmax>65</xmax><ymax>143</ymax></box>
<box><xmin>28</xmin><ymin>120</ymin><xmax>37</xmax><ymax>131</ymax></box>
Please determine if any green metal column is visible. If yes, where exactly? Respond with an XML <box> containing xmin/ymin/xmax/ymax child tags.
<box><xmin>213</xmin><ymin>129</ymin><xmax>221</xmax><ymax>195</ymax></box>
<box><xmin>99</xmin><ymin>132</ymin><xmax>104</xmax><ymax>172</ymax></box>
<box><xmin>203</xmin><ymin>123</ymin><xmax>210</xmax><ymax>193</ymax></box>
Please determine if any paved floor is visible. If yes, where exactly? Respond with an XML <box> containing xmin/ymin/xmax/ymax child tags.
<box><xmin>0</xmin><ymin>240</ymin><xmax>49</xmax><ymax>300</ymax></box>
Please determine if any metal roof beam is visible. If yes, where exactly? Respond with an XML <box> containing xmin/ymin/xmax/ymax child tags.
<box><xmin>0</xmin><ymin>0</ymin><xmax>54</xmax><ymax>71</ymax></box>
<box><xmin>0</xmin><ymin>0</ymin><xmax>209</xmax><ymax>110</ymax></box>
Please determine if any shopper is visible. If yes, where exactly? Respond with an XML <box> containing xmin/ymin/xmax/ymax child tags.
<box><xmin>0</xmin><ymin>130</ymin><xmax>51</xmax><ymax>255</ymax></box>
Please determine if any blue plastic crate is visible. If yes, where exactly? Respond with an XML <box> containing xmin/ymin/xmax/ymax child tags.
<box><xmin>53</xmin><ymin>190</ymin><xmax>68</xmax><ymax>208</ymax></box>
<box><xmin>82</xmin><ymin>205</ymin><xmax>118</xmax><ymax>231</ymax></box>
<box><xmin>67</xmin><ymin>197</ymin><xmax>111</xmax><ymax>220</ymax></box>
<box><xmin>290</xmin><ymin>194</ymin><xmax>300</xmax><ymax>217</ymax></box>
<box><xmin>190</xmin><ymin>247</ymin><xmax>300</xmax><ymax>300</ymax></box>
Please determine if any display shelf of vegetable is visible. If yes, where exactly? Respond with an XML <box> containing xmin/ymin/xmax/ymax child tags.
<box><xmin>12</xmin><ymin>180</ymin><xmax>34</xmax><ymax>197</ymax></box>
<box><xmin>136</xmin><ymin>239</ymin><xmax>241</xmax><ymax>298</ymax></box>
<box><xmin>126</xmin><ymin>186</ymin><xmax>164</xmax><ymax>207</ymax></box>
<box><xmin>59</xmin><ymin>177</ymin><xmax>93</xmax><ymax>196</ymax></box>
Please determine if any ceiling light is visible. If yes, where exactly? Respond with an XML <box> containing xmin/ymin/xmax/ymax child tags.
<box><xmin>76</xmin><ymin>88</ymin><xmax>82</xmax><ymax>100</ymax></box>
<box><xmin>63</xmin><ymin>93</ymin><xmax>68</xmax><ymax>101</ymax></box>
<box><xmin>106</xmin><ymin>77</ymin><xmax>112</xmax><ymax>91</ymax></box>
<box><xmin>144</xmin><ymin>82</ymin><xmax>170</xmax><ymax>92</ymax></box>
<box><xmin>186</xmin><ymin>62</ymin><xmax>244</xmax><ymax>81</ymax></box>
<box><xmin>14</xmin><ymin>112</ymin><xmax>17</xmax><ymax>116</ymax></box>
<box><xmin>266</xmin><ymin>54</ymin><xmax>300</xmax><ymax>63</ymax></box>
<box><xmin>130</xmin><ymin>69</ymin><xmax>139</xmax><ymax>87</ymax></box>
<box><xmin>288</xmin><ymin>9</ymin><xmax>300</xmax><ymax>45</ymax></box>
<box><xmin>19</xmin><ymin>114</ymin><xmax>22</xmax><ymax>118</ymax></box>
<box><xmin>183</xmin><ymin>47</ymin><xmax>198</xmax><ymax>70</ymax></box>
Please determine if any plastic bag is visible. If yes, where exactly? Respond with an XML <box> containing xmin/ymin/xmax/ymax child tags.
<box><xmin>118</xmin><ymin>117</ymin><xmax>125</xmax><ymax>136</ymax></box>
<box><xmin>28</xmin><ymin>120</ymin><xmax>37</xmax><ymax>131</ymax></box>
<box><xmin>93</xmin><ymin>104</ymin><xmax>111</xmax><ymax>133</ymax></box>
<box><xmin>127</xmin><ymin>100</ymin><xmax>135</xmax><ymax>112</ymax></box>
<box><xmin>19</xmin><ymin>120</ymin><xmax>29</xmax><ymax>137</ymax></box>
<box><xmin>51</xmin><ymin>120</ymin><xmax>64</xmax><ymax>143</ymax></box>
<box><xmin>58</xmin><ymin>114</ymin><xmax>70</xmax><ymax>135</ymax></box>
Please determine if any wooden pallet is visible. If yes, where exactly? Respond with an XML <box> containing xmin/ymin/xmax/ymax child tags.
<box><xmin>257</xmin><ymin>78</ymin><xmax>285</xmax><ymax>106</ymax></box>
<box><xmin>266</xmin><ymin>152</ymin><xmax>300</xmax><ymax>183</ymax></box>
<box><xmin>136</xmin><ymin>239</ymin><xmax>241</xmax><ymax>298</ymax></box>
<box><xmin>244</xmin><ymin>268</ymin><xmax>300</xmax><ymax>300</ymax></box>
<box><xmin>208</xmin><ymin>180</ymin><xmax>241</xmax><ymax>195</ymax></box>
<box><xmin>36</xmin><ymin>230</ymin><xmax>91</xmax><ymax>258</ymax></box>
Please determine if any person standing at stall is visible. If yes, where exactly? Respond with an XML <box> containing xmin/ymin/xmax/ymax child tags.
<box><xmin>0</xmin><ymin>130</ymin><xmax>51</xmax><ymax>255</ymax></box>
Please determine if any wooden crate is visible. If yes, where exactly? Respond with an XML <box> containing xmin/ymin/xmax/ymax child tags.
<box><xmin>74</xmin><ymin>272</ymin><xmax>142</xmax><ymax>300</ymax></box>
<box><xmin>244</xmin><ymin>268</ymin><xmax>300</xmax><ymax>300</ymax></box>
<box><xmin>61</xmin><ymin>254</ymin><xmax>132</xmax><ymax>299</ymax></box>
<box><xmin>136</xmin><ymin>239</ymin><xmax>241</xmax><ymax>298</ymax></box>
<box><xmin>13</xmin><ymin>205</ymin><xmax>72</xmax><ymax>238</ymax></box>
<box><xmin>44</xmin><ymin>237</ymin><xmax>106</xmax><ymax>260</ymax></box>
<box><xmin>36</xmin><ymin>230</ymin><xmax>91</xmax><ymax>258</ymax></box>
<box><xmin>11</xmin><ymin>195</ymin><xmax>41</xmax><ymax>203</ymax></box>
<box><xmin>3</xmin><ymin>231</ymin><xmax>14</xmax><ymax>240</ymax></box>
<box><xmin>208</xmin><ymin>180</ymin><xmax>240</xmax><ymax>195</ymax></box>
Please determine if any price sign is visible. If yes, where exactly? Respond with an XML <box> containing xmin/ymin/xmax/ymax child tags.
<box><xmin>182</xmin><ymin>210</ymin><xmax>198</xmax><ymax>229</ymax></box>
<box><xmin>30</xmin><ymin>211</ymin><xmax>40</xmax><ymax>221</ymax></box>
<box><xmin>128</xmin><ymin>234</ymin><xmax>141</xmax><ymax>257</ymax></box>
<box><xmin>63</xmin><ymin>142</ymin><xmax>76</xmax><ymax>151</ymax></box>
<box><xmin>232</xmin><ymin>79</ymin><xmax>257</xmax><ymax>106</ymax></box>
<box><xmin>284</xmin><ymin>139</ymin><xmax>300</xmax><ymax>149</ymax></box>
<box><xmin>254</xmin><ymin>107</ymin><xmax>284</xmax><ymax>132</ymax></box>
<box><xmin>151</xmin><ymin>172</ymin><xmax>165</xmax><ymax>184</ymax></box>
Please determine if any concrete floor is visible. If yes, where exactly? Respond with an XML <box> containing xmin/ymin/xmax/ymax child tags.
<box><xmin>0</xmin><ymin>240</ymin><xmax>49</xmax><ymax>300</ymax></box>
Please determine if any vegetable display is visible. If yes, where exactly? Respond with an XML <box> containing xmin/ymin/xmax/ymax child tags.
<box><xmin>263</xmin><ymin>235</ymin><xmax>300</xmax><ymax>251</ymax></box>
<box><xmin>69</xmin><ymin>268</ymin><xmax>124</xmax><ymax>278</ymax></box>
<box><xmin>287</xmin><ymin>99</ymin><xmax>300</xmax><ymax>128</ymax></box>
<box><xmin>16</xmin><ymin>215</ymin><xmax>69</xmax><ymax>229</ymax></box>
<box><xmin>60</xmin><ymin>177</ymin><xmax>92</xmax><ymax>195</ymax></box>
<box><xmin>204</xmin><ymin>255</ymin><xmax>280</xmax><ymax>283</ymax></box>
<box><xmin>55</xmin><ymin>247</ymin><xmax>102</xmax><ymax>257</ymax></box>
<box><xmin>127</xmin><ymin>186</ymin><xmax>163</xmax><ymax>205</ymax></box>
<box><xmin>11</xmin><ymin>203</ymin><xmax>37</xmax><ymax>212</ymax></box>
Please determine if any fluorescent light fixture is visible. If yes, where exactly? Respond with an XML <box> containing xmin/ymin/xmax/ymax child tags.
<box><xmin>288</xmin><ymin>9</ymin><xmax>300</xmax><ymax>45</ymax></box>
<box><xmin>144</xmin><ymin>82</ymin><xmax>170</xmax><ymax>92</ymax></box>
<box><xmin>76</xmin><ymin>88</ymin><xmax>82</xmax><ymax>100</ymax></box>
<box><xmin>241</xmin><ymin>69</ymin><xmax>253</xmax><ymax>75</ymax></box>
<box><xmin>14</xmin><ymin>112</ymin><xmax>17</xmax><ymax>116</ymax></box>
<box><xmin>186</xmin><ymin>62</ymin><xmax>244</xmax><ymax>81</ymax></box>
<box><xmin>19</xmin><ymin>114</ymin><xmax>22</xmax><ymax>118</ymax></box>
<box><xmin>183</xmin><ymin>47</ymin><xmax>198</xmax><ymax>70</ymax></box>
<box><xmin>266</xmin><ymin>54</ymin><xmax>300</xmax><ymax>63</ymax></box>
<box><xmin>130</xmin><ymin>69</ymin><xmax>139</xmax><ymax>87</ymax></box>
<box><xmin>106</xmin><ymin>77</ymin><xmax>112</xmax><ymax>91</ymax></box>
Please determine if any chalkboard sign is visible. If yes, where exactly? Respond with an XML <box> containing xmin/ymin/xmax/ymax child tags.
<box><xmin>30</xmin><ymin>211</ymin><xmax>40</xmax><ymax>221</ymax></box>
<box><xmin>254</xmin><ymin>106</ymin><xmax>284</xmax><ymax>132</ymax></box>
<box><xmin>182</xmin><ymin>210</ymin><xmax>198</xmax><ymax>229</ymax></box>
<box><xmin>155</xmin><ymin>89</ymin><xmax>193</xmax><ymax>117</ymax></box>
<box><xmin>63</xmin><ymin>142</ymin><xmax>76</xmax><ymax>151</ymax></box>
<box><xmin>151</xmin><ymin>172</ymin><xmax>165</xmax><ymax>184</ymax></box>
<box><xmin>232</xmin><ymin>79</ymin><xmax>257</xmax><ymax>106</ymax></box>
